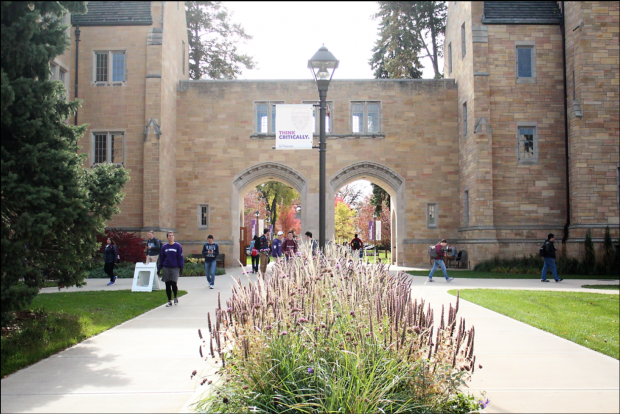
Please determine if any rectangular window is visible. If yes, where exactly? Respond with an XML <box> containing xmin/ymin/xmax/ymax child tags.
<box><xmin>517</xmin><ymin>124</ymin><xmax>538</xmax><ymax>164</ymax></box>
<box><xmin>515</xmin><ymin>42</ymin><xmax>536</xmax><ymax>84</ymax></box>
<box><xmin>59</xmin><ymin>68</ymin><xmax>66</xmax><ymax>84</ymax></box>
<box><xmin>198</xmin><ymin>204</ymin><xmax>210</xmax><ymax>229</ymax></box>
<box><xmin>427</xmin><ymin>203</ymin><xmax>438</xmax><ymax>228</ymax></box>
<box><xmin>182</xmin><ymin>40</ymin><xmax>185</xmax><ymax>75</ymax></box>
<box><xmin>254</xmin><ymin>101</ymin><xmax>283</xmax><ymax>134</ymax></box>
<box><xmin>448</xmin><ymin>43</ymin><xmax>452</xmax><ymax>74</ymax></box>
<box><xmin>351</xmin><ymin>101</ymin><xmax>381</xmax><ymax>134</ymax></box>
<box><xmin>462</xmin><ymin>102</ymin><xmax>467</xmax><ymax>138</ymax></box>
<box><xmin>464</xmin><ymin>190</ymin><xmax>469</xmax><ymax>226</ymax></box>
<box><xmin>92</xmin><ymin>132</ymin><xmax>124</xmax><ymax>165</ymax></box>
<box><xmin>93</xmin><ymin>50</ymin><xmax>126</xmax><ymax>85</ymax></box>
<box><xmin>304</xmin><ymin>101</ymin><xmax>333</xmax><ymax>134</ymax></box>
<box><xmin>461</xmin><ymin>23</ymin><xmax>466</xmax><ymax>58</ymax></box>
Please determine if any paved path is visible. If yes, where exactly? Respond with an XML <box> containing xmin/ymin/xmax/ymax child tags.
<box><xmin>1</xmin><ymin>265</ymin><xmax>618</xmax><ymax>413</ymax></box>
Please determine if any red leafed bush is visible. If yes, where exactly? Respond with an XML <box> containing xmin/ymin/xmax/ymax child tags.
<box><xmin>97</xmin><ymin>229</ymin><xmax>146</xmax><ymax>263</ymax></box>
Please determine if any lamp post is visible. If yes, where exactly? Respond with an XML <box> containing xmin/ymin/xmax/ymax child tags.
<box><xmin>308</xmin><ymin>46</ymin><xmax>339</xmax><ymax>251</ymax></box>
<box><xmin>254</xmin><ymin>210</ymin><xmax>260</xmax><ymax>237</ymax></box>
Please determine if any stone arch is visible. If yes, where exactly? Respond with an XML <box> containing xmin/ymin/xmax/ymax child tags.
<box><xmin>230</xmin><ymin>162</ymin><xmax>309</xmax><ymax>265</ymax></box>
<box><xmin>328</xmin><ymin>161</ymin><xmax>406</xmax><ymax>266</ymax></box>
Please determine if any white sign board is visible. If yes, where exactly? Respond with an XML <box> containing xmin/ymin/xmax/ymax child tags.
<box><xmin>132</xmin><ymin>262</ymin><xmax>162</xmax><ymax>292</ymax></box>
<box><xmin>376</xmin><ymin>220</ymin><xmax>381</xmax><ymax>240</ymax></box>
<box><xmin>275</xmin><ymin>104</ymin><xmax>313</xmax><ymax>150</ymax></box>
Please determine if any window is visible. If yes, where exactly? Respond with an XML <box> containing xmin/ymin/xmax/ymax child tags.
<box><xmin>461</xmin><ymin>23</ymin><xmax>466</xmax><ymax>58</ymax></box>
<box><xmin>464</xmin><ymin>190</ymin><xmax>469</xmax><ymax>226</ymax></box>
<box><xmin>93</xmin><ymin>50</ymin><xmax>126</xmax><ymax>85</ymax></box>
<box><xmin>427</xmin><ymin>203</ymin><xmax>438</xmax><ymax>228</ymax></box>
<box><xmin>462</xmin><ymin>102</ymin><xmax>467</xmax><ymax>138</ymax></box>
<box><xmin>182</xmin><ymin>40</ymin><xmax>185</xmax><ymax>75</ymax></box>
<box><xmin>254</xmin><ymin>101</ymin><xmax>283</xmax><ymax>133</ymax></box>
<box><xmin>448</xmin><ymin>43</ymin><xmax>452</xmax><ymax>74</ymax></box>
<box><xmin>516</xmin><ymin>123</ymin><xmax>538</xmax><ymax>164</ymax></box>
<box><xmin>351</xmin><ymin>101</ymin><xmax>381</xmax><ymax>134</ymax></box>
<box><xmin>303</xmin><ymin>101</ymin><xmax>333</xmax><ymax>133</ymax></box>
<box><xmin>515</xmin><ymin>42</ymin><xmax>536</xmax><ymax>84</ymax></box>
<box><xmin>49</xmin><ymin>61</ymin><xmax>68</xmax><ymax>90</ymax></box>
<box><xmin>91</xmin><ymin>131</ymin><xmax>124</xmax><ymax>165</ymax></box>
<box><xmin>198</xmin><ymin>204</ymin><xmax>210</xmax><ymax>229</ymax></box>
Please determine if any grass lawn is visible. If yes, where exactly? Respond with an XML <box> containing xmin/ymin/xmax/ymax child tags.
<box><xmin>448</xmin><ymin>289</ymin><xmax>620</xmax><ymax>359</ymax></box>
<box><xmin>582</xmin><ymin>284</ymin><xmax>620</xmax><ymax>290</ymax></box>
<box><xmin>407</xmin><ymin>269</ymin><xmax>620</xmax><ymax>280</ymax></box>
<box><xmin>1</xmin><ymin>290</ymin><xmax>186</xmax><ymax>377</ymax></box>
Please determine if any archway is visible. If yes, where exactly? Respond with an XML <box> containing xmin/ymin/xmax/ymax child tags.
<box><xmin>328</xmin><ymin>161</ymin><xmax>405</xmax><ymax>265</ymax></box>
<box><xmin>231</xmin><ymin>162</ymin><xmax>309</xmax><ymax>265</ymax></box>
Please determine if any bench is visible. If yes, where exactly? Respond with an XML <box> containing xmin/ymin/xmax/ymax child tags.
<box><xmin>189</xmin><ymin>253</ymin><xmax>225</xmax><ymax>268</ymax></box>
<box><xmin>446</xmin><ymin>250</ymin><xmax>467</xmax><ymax>269</ymax></box>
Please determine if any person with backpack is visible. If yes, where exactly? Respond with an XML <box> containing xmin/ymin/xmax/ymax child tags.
<box><xmin>258</xmin><ymin>228</ymin><xmax>271</xmax><ymax>274</ymax></box>
<box><xmin>158</xmin><ymin>231</ymin><xmax>184</xmax><ymax>307</ymax></box>
<box><xmin>202</xmin><ymin>235</ymin><xmax>219</xmax><ymax>289</ymax></box>
<box><xmin>104</xmin><ymin>237</ymin><xmax>120</xmax><ymax>286</ymax></box>
<box><xmin>249</xmin><ymin>235</ymin><xmax>259</xmax><ymax>273</ymax></box>
<box><xmin>272</xmin><ymin>231</ymin><xmax>284</xmax><ymax>259</ymax></box>
<box><xmin>282</xmin><ymin>230</ymin><xmax>298</xmax><ymax>260</ymax></box>
<box><xmin>350</xmin><ymin>234</ymin><xmax>363</xmax><ymax>259</ymax></box>
<box><xmin>427</xmin><ymin>239</ymin><xmax>454</xmax><ymax>283</ymax></box>
<box><xmin>305</xmin><ymin>231</ymin><xmax>318</xmax><ymax>256</ymax></box>
<box><xmin>540</xmin><ymin>233</ymin><xmax>563</xmax><ymax>282</ymax></box>
<box><xmin>145</xmin><ymin>230</ymin><xmax>161</xmax><ymax>264</ymax></box>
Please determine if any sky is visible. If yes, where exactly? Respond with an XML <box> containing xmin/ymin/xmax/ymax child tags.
<box><xmin>220</xmin><ymin>2</ymin><xmax>443</xmax><ymax>197</ymax></box>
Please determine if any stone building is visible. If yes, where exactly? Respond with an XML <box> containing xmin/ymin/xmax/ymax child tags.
<box><xmin>57</xmin><ymin>1</ymin><xmax>618</xmax><ymax>267</ymax></box>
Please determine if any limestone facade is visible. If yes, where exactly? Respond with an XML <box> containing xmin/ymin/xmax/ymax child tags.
<box><xmin>62</xmin><ymin>1</ymin><xmax>618</xmax><ymax>267</ymax></box>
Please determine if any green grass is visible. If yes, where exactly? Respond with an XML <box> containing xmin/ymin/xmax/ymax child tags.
<box><xmin>1</xmin><ymin>290</ymin><xmax>186</xmax><ymax>377</ymax></box>
<box><xmin>407</xmin><ymin>269</ymin><xmax>620</xmax><ymax>280</ymax></box>
<box><xmin>581</xmin><ymin>284</ymin><xmax>620</xmax><ymax>290</ymax></box>
<box><xmin>448</xmin><ymin>289</ymin><xmax>620</xmax><ymax>359</ymax></box>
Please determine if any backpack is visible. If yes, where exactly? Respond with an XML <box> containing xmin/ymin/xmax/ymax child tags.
<box><xmin>428</xmin><ymin>245</ymin><xmax>438</xmax><ymax>259</ymax></box>
<box><xmin>539</xmin><ymin>241</ymin><xmax>547</xmax><ymax>258</ymax></box>
<box><xmin>352</xmin><ymin>239</ymin><xmax>361</xmax><ymax>250</ymax></box>
<box><xmin>251</xmin><ymin>247</ymin><xmax>258</xmax><ymax>257</ymax></box>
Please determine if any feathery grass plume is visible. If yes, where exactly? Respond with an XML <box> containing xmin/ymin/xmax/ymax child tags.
<box><xmin>193</xmin><ymin>243</ymin><xmax>483</xmax><ymax>413</ymax></box>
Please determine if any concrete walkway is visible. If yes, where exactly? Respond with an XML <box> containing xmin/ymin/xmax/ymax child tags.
<box><xmin>1</xmin><ymin>265</ymin><xmax>618</xmax><ymax>413</ymax></box>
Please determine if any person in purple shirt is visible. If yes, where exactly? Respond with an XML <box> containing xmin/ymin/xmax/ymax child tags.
<box><xmin>158</xmin><ymin>231</ymin><xmax>184</xmax><ymax>307</ymax></box>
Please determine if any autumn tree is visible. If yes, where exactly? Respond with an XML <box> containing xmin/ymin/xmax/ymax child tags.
<box><xmin>356</xmin><ymin>196</ymin><xmax>392</xmax><ymax>250</ymax></box>
<box><xmin>370</xmin><ymin>1</ymin><xmax>447</xmax><ymax>79</ymax></box>
<box><xmin>277</xmin><ymin>206</ymin><xmax>301</xmax><ymax>237</ymax></box>
<box><xmin>336</xmin><ymin>183</ymin><xmax>366</xmax><ymax>210</ymax></box>
<box><xmin>243</xmin><ymin>189</ymin><xmax>268</xmax><ymax>244</ymax></box>
<box><xmin>186</xmin><ymin>1</ymin><xmax>256</xmax><ymax>79</ymax></box>
<box><xmin>256</xmin><ymin>181</ymin><xmax>299</xmax><ymax>231</ymax></box>
<box><xmin>335</xmin><ymin>201</ymin><xmax>356</xmax><ymax>243</ymax></box>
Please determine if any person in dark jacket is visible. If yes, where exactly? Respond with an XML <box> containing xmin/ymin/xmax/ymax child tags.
<box><xmin>104</xmin><ymin>238</ymin><xmax>119</xmax><ymax>286</ymax></box>
<box><xmin>158</xmin><ymin>231</ymin><xmax>184</xmax><ymax>306</ymax></box>
<box><xmin>427</xmin><ymin>239</ymin><xmax>454</xmax><ymax>283</ymax></box>
<box><xmin>145</xmin><ymin>231</ymin><xmax>161</xmax><ymax>264</ymax></box>
<box><xmin>282</xmin><ymin>230</ymin><xmax>298</xmax><ymax>260</ymax></box>
<box><xmin>250</xmin><ymin>235</ymin><xmax>259</xmax><ymax>273</ymax></box>
<box><xmin>541</xmin><ymin>233</ymin><xmax>563</xmax><ymax>282</ymax></box>
<box><xmin>202</xmin><ymin>235</ymin><xmax>219</xmax><ymax>289</ymax></box>
<box><xmin>272</xmin><ymin>231</ymin><xmax>284</xmax><ymax>259</ymax></box>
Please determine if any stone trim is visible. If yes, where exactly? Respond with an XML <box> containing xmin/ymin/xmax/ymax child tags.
<box><xmin>572</xmin><ymin>100</ymin><xmax>583</xmax><ymax>118</ymax></box>
<box><xmin>472</xmin><ymin>25</ymin><xmax>488</xmax><ymax>43</ymax></box>
<box><xmin>329</xmin><ymin>161</ymin><xmax>404</xmax><ymax>193</ymax></box>
<box><xmin>232</xmin><ymin>162</ymin><xmax>308</xmax><ymax>194</ymax></box>
<box><xmin>474</xmin><ymin>72</ymin><xmax>489</xmax><ymax>76</ymax></box>
<box><xmin>250</xmin><ymin>134</ymin><xmax>386</xmax><ymax>140</ymax></box>
<box><xmin>474</xmin><ymin>117</ymin><xmax>492</xmax><ymax>134</ymax></box>
<box><xmin>459</xmin><ymin>225</ymin><xmax>565</xmax><ymax>231</ymax></box>
<box><xmin>569</xmin><ymin>224</ymin><xmax>620</xmax><ymax>229</ymax></box>
<box><xmin>146</xmin><ymin>74</ymin><xmax>162</xmax><ymax>78</ymax></box>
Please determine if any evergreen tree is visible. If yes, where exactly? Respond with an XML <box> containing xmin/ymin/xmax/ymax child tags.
<box><xmin>583</xmin><ymin>229</ymin><xmax>595</xmax><ymax>274</ymax></box>
<box><xmin>186</xmin><ymin>1</ymin><xmax>255</xmax><ymax>80</ymax></box>
<box><xmin>370</xmin><ymin>183</ymin><xmax>390</xmax><ymax>216</ymax></box>
<box><xmin>370</xmin><ymin>1</ymin><xmax>446</xmax><ymax>79</ymax></box>
<box><xmin>1</xmin><ymin>1</ymin><xmax>129</xmax><ymax>325</ymax></box>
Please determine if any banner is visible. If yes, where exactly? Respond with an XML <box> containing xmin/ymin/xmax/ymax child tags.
<box><xmin>376</xmin><ymin>220</ymin><xmax>381</xmax><ymax>240</ymax></box>
<box><xmin>251</xmin><ymin>220</ymin><xmax>256</xmax><ymax>238</ymax></box>
<box><xmin>368</xmin><ymin>221</ymin><xmax>374</xmax><ymax>241</ymax></box>
<box><xmin>275</xmin><ymin>104</ymin><xmax>313</xmax><ymax>150</ymax></box>
<box><xmin>259</xmin><ymin>219</ymin><xmax>265</xmax><ymax>235</ymax></box>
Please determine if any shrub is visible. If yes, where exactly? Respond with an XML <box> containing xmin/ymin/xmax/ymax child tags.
<box><xmin>86</xmin><ymin>262</ymin><xmax>135</xmax><ymax>279</ymax></box>
<box><xmin>192</xmin><ymin>245</ymin><xmax>484</xmax><ymax>413</ymax></box>
<box><xmin>584</xmin><ymin>229</ymin><xmax>595</xmax><ymax>272</ymax></box>
<box><xmin>96</xmin><ymin>229</ymin><xmax>146</xmax><ymax>264</ymax></box>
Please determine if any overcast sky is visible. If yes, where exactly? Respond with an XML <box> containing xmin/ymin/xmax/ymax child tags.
<box><xmin>221</xmin><ymin>1</ymin><xmax>441</xmax><ymax>80</ymax></box>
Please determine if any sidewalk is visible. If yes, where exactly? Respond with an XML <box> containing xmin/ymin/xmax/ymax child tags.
<box><xmin>1</xmin><ymin>265</ymin><xmax>618</xmax><ymax>413</ymax></box>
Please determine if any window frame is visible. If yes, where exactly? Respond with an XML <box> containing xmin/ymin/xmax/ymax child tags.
<box><xmin>461</xmin><ymin>23</ymin><xmax>466</xmax><ymax>59</ymax></box>
<box><xmin>90</xmin><ymin>130</ymin><xmax>126</xmax><ymax>166</ymax></box>
<box><xmin>92</xmin><ymin>50</ymin><xmax>127</xmax><ymax>86</ymax></box>
<box><xmin>350</xmin><ymin>101</ymin><xmax>382</xmax><ymax>134</ymax></box>
<box><xmin>448</xmin><ymin>42</ymin><xmax>452</xmax><ymax>74</ymax></box>
<box><xmin>427</xmin><ymin>203</ymin><xmax>438</xmax><ymax>229</ymax></box>
<box><xmin>516</xmin><ymin>122</ymin><xmax>539</xmax><ymax>165</ymax></box>
<box><xmin>464</xmin><ymin>189</ymin><xmax>469</xmax><ymax>227</ymax></box>
<box><xmin>515</xmin><ymin>41</ymin><xmax>537</xmax><ymax>84</ymax></box>
<box><xmin>462</xmin><ymin>101</ymin><xmax>468</xmax><ymax>138</ymax></box>
<box><xmin>254</xmin><ymin>101</ymin><xmax>284</xmax><ymax>134</ymax></box>
<box><xmin>182</xmin><ymin>40</ymin><xmax>185</xmax><ymax>75</ymax></box>
<box><xmin>302</xmin><ymin>100</ymin><xmax>334</xmax><ymax>134</ymax></box>
<box><xmin>198</xmin><ymin>203</ymin><xmax>210</xmax><ymax>230</ymax></box>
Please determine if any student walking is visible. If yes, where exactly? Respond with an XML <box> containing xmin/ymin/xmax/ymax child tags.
<box><xmin>305</xmin><ymin>231</ymin><xmax>318</xmax><ymax>255</ymax></box>
<box><xmin>541</xmin><ymin>233</ymin><xmax>563</xmax><ymax>282</ymax></box>
<box><xmin>272</xmin><ymin>231</ymin><xmax>284</xmax><ymax>259</ymax></box>
<box><xmin>350</xmin><ymin>234</ymin><xmax>363</xmax><ymax>259</ymax></box>
<box><xmin>202</xmin><ymin>235</ymin><xmax>219</xmax><ymax>289</ymax></box>
<box><xmin>250</xmin><ymin>235</ymin><xmax>259</xmax><ymax>273</ymax></box>
<box><xmin>104</xmin><ymin>237</ymin><xmax>119</xmax><ymax>286</ymax></box>
<box><xmin>158</xmin><ymin>231</ymin><xmax>184</xmax><ymax>307</ymax></box>
<box><xmin>282</xmin><ymin>230</ymin><xmax>298</xmax><ymax>260</ymax></box>
<box><xmin>145</xmin><ymin>231</ymin><xmax>161</xmax><ymax>264</ymax></box>
<box><xmin>428</xmin><ymin>239</ymin><xmax>454</xmax><ymax>283</ymax></box>
<box><xmin>258</xmin><ymin>229</ymin><xmax>271</xmax><ymax>274</ymax></box>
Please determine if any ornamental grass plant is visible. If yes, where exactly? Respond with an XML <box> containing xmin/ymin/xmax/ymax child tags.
<box><xmin>193</xmin><ymin>244</ymin><xmax>484</xmax><ymax>413</ymax></box>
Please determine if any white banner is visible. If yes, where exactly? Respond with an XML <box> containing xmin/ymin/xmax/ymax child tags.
<box><xmin>275</xmin><ymin>104</ymin><xmax>313</xmax><ymax>150</ymax></box>
<box><xmin>376</xmin><ymin>220</ymin><xmax>381</xmax><ymax>240</ymax></box>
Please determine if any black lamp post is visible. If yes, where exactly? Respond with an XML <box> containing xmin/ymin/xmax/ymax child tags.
<box><xmin>308</xmin><ymin>46</ymin><xmax>339</xmax><ymax>251</ymax></box>
<box><xmin>254</xmin><ymin>210</ymin><xmax>260</xmax><ymax>237</ymax></box>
